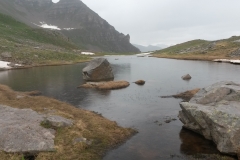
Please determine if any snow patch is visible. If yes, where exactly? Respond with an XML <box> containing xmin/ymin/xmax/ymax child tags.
<box><xmin>213</xmin><ymin>59</ymin><xmax>240</xmax><ymax>64</ymax></box>
<box><xmin>63</xmin><ymin>28</ymin><xmax>75</xmax><ymax>30</ymax></box>
<box><xmin>81</xmin><ymin>52</ymin><xmax>95</xmax><ymax>55</ymax></box>
<box><xmin>230</xmin><ymin>60</ymin><xmax>240</xmax><ymax>64</ymax></box>
<box><xmin>52</xmin><ymin>0</ymin><xmax>60</xmax><ymax>3</ymax></box>
<box><xmin>0</xmin><ymin>61</ymin><xmax>11</xmax><ymax>69</ymax></box>
<box><xmin>213</xmin><ymin>59</ymin><xmax>231</xmax><ymax>63</ymax></box>
<box><xmin>33</xmin><ymin>22</ymin><xmax>61</xmax><ymax>30</ymax></box>
<box><xmin>136</xmin><ymin>52</ymin><xmax>153</xmax><ymax>57</ymax></box>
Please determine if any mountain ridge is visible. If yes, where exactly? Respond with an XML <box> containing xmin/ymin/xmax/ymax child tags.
<box><xmin>153</xmin><ymin>36</ymin><xmax>240</xmax><ymax>60</ymax></box>
<box><xmin>0</xmin><ymin>0</ymin><xmax>140</xmax><ymax>53</ymax></box>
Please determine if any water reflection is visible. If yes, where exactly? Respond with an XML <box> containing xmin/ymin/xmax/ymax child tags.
<box><xmin>0</xmin><ymin>56</ymin><xmax>240</xmax><ymax>160</ymax></box>
<box><xmin>179</xmin><ymin>128</ymin><xmax>219</xmax><ymax>155</ymax></box>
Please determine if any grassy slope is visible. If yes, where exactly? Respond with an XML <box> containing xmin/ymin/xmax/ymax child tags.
<box><xmin>0</xmin><ymin>13</ymin><xmax>90</xmax><ymax>65</ymax></box>
<box><xmin>153</xmin><ymin>37</ymin><xmax>240</xmax><ymax>61</ymax></box>
<box><xmin>0</xmin><ymin>85</ymin><xmax>136</xmax><ymax>160</ymax></box>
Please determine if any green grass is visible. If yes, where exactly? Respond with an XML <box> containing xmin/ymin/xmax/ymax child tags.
<box><xmin>153</xmin><ymin>36</ymin><xmax>240</xmax><ymax>60</ymax></box>
<box><xmin>155</xmin><ymin>39</ymin><xmax>209</xmax><ymax>54</ymax></box>
<box><xmin>0</xmin><ymin>13</ymin><xmax>93</xmax><ymax>65</ymax></box>
<box><xmin>0</xmin><ymin>13</ymin><xmax>76</xmax><ymax>49</ymax></box>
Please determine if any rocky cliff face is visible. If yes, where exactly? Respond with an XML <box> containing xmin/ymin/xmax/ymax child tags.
<box><xmin>0</xmin><ymin>0</ymin><xmax>139</xmax><ymax>53</ymax></box>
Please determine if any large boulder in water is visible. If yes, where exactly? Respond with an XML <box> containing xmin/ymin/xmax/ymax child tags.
<box><xmin>178</xmin><ymin>81</ymin><xmax>240</xmax><ymax>156</ymax></box>
<box><xmin>82</xmin><ymin>58</ymin><xmax>114</xmax><ymax>81</ymax></box>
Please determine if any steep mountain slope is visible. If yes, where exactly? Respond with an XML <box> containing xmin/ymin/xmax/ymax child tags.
<box><xmin>153</xmin><ymin>37</ymin><xmax>240</xmax><ymax>60</ymax></box>
<box><xmin>0</xmin><ymin>0</ymin><xmax>140</xmax><ymax>53</ymax></box>
<box><xmin>0</xmin><ymin>13</ymin><xmax>89</xmax><ymax>65</ymax></box>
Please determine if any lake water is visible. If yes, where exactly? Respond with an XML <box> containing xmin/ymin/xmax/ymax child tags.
<box><xmin>0</xmin><ymin>56</ymin><xmax>239</xmax><ymax>160</ymax></box>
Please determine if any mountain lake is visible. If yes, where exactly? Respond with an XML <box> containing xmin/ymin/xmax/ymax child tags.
<box><xmin>0</xmin><ymin>56</ymin><xmax>239</xmax><ymax>160</ymax></box>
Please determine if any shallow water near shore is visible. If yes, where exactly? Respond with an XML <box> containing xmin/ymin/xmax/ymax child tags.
<box><xmin>0</xmin><ymin>56</ymin><xmax>240</xmax><ymax>159</ymax></box>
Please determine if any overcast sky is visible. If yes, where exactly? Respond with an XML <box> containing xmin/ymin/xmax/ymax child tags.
<box><xmin>53</xmin><ymin>0</ymin><xmax>240</xmax><ymax>46</ymax></box>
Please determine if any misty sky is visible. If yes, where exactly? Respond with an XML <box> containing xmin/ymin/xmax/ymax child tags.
<box><xmin>53</xmin><ymin>0</ymin><xmax>240</xmax><ymax>46</ymax></box>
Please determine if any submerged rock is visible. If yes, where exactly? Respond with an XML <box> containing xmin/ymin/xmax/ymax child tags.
<box><xmin>178</xmin><ymin>81</ymin><xmax>240</xmax><ymax>156</ymax></box>
<box><xmin>82</xmin><ymin>58</ymin><xmax>114</xmax><ymax>81</ymax></box>
<box><xmin>134</xmin><ymin>80</ymin><xmax>145</xmax><ymax>85</ymax></box>
<box><xmin>181</xmin><ymin>74</ymin><xmax>192</xmax><ymax>80</ymax></box>
<box><xmin>0</xmin><ymin>105</ymin><xmax>73</xmax><ymax>154</ymax></box>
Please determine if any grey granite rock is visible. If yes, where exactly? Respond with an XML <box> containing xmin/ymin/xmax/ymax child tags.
<box><xmin>82</xmin><ymin>58</ymin><xmax>114</xmax><ymax>81</ymax></box>
<box><xmin>178</xmin><ymin>81</ymin><xmax>240</xmax><ymax>155</ymax></box>
<box><xmin>0</xmin><ymin>105</ymin><xmax>73</xmax><ymax>154</ymax></box>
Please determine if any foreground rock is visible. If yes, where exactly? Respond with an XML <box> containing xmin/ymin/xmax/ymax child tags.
<box><xmin>79</xmin><ymin>81</ymin><xmax>130</xmax><ymax>90</ymax></box>
<box><xmin>82</xmin><ymin>58</ymin><xmax>114</xmax><ymax>81</ymax></box>
<box><xmin>0</xmin><ymin>105</ymin><xmax>72</xmax><ymax>154</ymax></box>
<box><xmin>178</xmin><ymin>81</ymin><xmax>240</xmax><ymax>156</ymax></box>
<box><xmin>181</xmin><ymin>74</ymin><xmax>192</xmax><ymax>80</ymax></box>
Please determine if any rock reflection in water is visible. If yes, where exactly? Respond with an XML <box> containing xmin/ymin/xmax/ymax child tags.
<box><xmin>179</xmin><ymin>128</ymin><xmax>219</xmax><ymax>155</ymax></box>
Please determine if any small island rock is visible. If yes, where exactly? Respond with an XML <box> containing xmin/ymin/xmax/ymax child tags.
<box><xmin>181</xmin><ymin>74</ymin><xmax>192</xmax><ymax>80</ymax></box>
<box><xmin>134</xmin><ymin>80</ymin><xmax>145</xmax><ymax>85</ymax></box>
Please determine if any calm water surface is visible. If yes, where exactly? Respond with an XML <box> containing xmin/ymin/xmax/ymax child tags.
<box><xmin>0</xmin><ymin>56</ymin><xmax>239</xmax><ymax>160</ymax></box>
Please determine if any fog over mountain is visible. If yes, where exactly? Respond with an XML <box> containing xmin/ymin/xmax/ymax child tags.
<box><xmin>0</xmin><ymin>0</ymin><xmax>139</xmax><ymax>53</ymax></box>
<box><xmin>133</xmin><ymin>44</ymin><xmax>162</xmax><ymax>52</ymax></box>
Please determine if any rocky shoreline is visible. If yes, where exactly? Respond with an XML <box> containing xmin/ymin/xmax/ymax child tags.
<box><xmin>0</xmin><ymin>84</ymin><xmax>136</xmax><ymax>160</ymax></box>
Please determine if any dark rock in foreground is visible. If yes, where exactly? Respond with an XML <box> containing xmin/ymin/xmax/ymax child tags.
<box><xmin>0</xmin><ymin>105</ymin><xmax>72</xmax><ymax>154</ymax></box>
<box><xmin>82</xmin><ymin>58</ymin><xmax>114</xmax><ymax>81</ymax></box>
<box><xmin>178</xmin><ymin>81</ymin><xmax>240</xmax><ymax>156</ymax></box>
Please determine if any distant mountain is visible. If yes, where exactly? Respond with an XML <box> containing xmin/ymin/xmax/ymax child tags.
<box><xmin>133</xmin><ymin>44</ymin><xmax>162</xmax><ymax>52</ymax></box>
<box><xmin>155</xmin><ymin>44</ymin><xmax>169</xmax><ymax>49</ymax></box>
<box><xmin>0</xmin><ymin>0</ymin><xmax>140</xmax><ymax>53</ymax></box>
